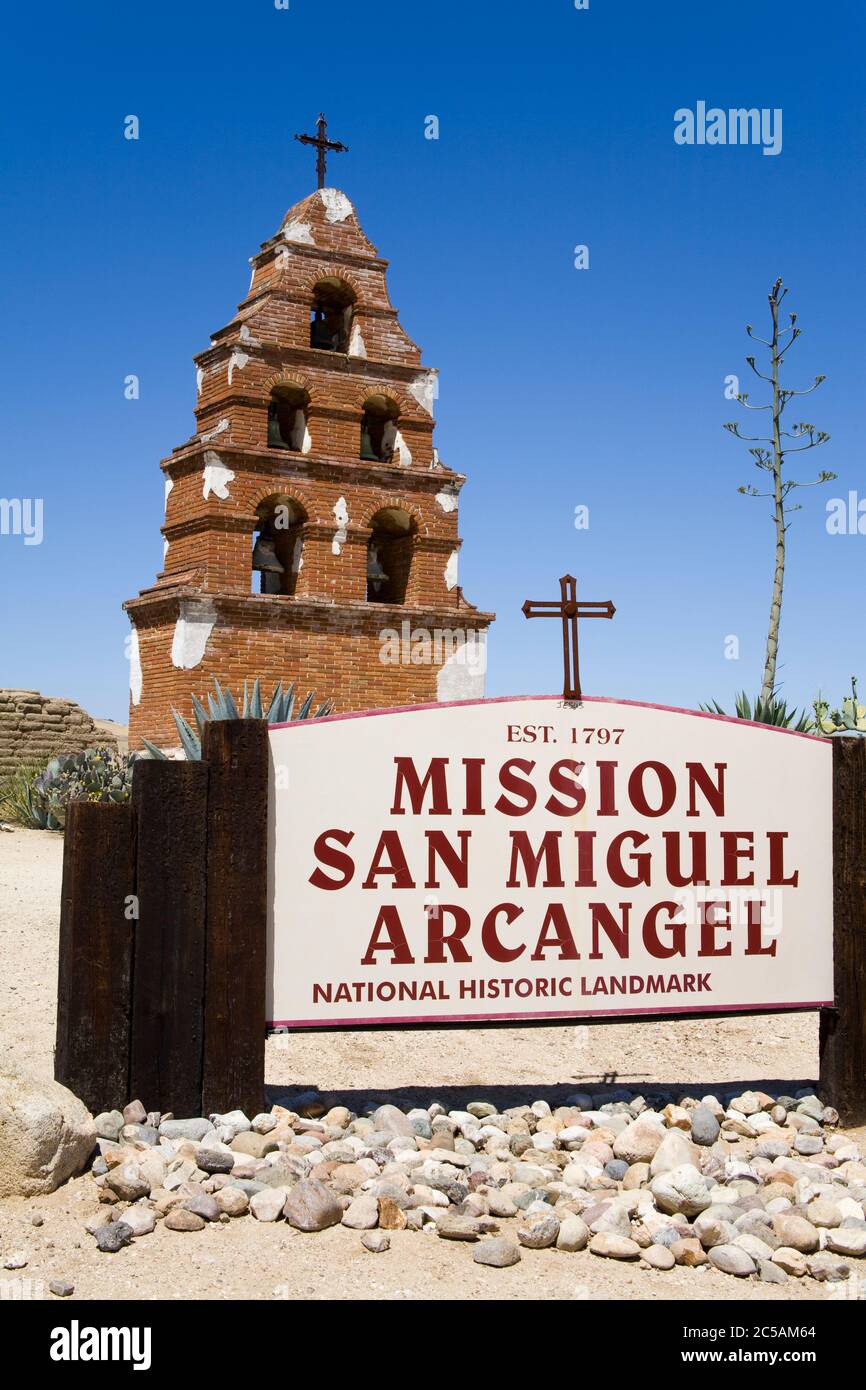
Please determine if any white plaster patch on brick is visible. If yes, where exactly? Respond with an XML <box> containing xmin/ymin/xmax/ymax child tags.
<box><xmin>164</xmin><ymin>477</ymin><xmax>174</xmax><ymax>509</ymax></box>
<box><xmin>163</xmin><ymin>538</ymin><xmax>169</xmax><ymax>561</ymax></box>
<box><xmin>196</xmin><ymin>367</ymin><xmax>204</xmax><ymax>397</ymax></box>
<box><xmin>283</xmin><ymin>217</ymin><xmax>315</xmax><ymax>245</ymax></box>
<box><xmin>381</xmin><ymin>421</ymin><xmax>412</xmax><ymax>467</ymax></box>
<box><xmin>394</xmin><ymin>429</ymin><xmax>412</xmax><ymax>467</ymax></box>
<box><xmin>202</xmin><ymin>452</ymin><xmax>236</xmax><ymax>501</ymax></box>
<box><xmin>444</xmin><ymin>549</ymin><xmax>459</xmax><ymax>590</ymax></box>
<box><xmin>239</xmin><ymin>325</ymin><xmax>261</xmax><ymax>346</ymax></box>
<box><xmin>128</xmin><ymin>627</ymin><xmax>143</xmax><ymax>707</ymax></box>
<box><xmin>228</xmin><ymin>349</ymin><xmax>249</xmax><ymax>385</ymax></box>
<box><xmin>348</xmin><ymin>321</ymin><xmax>367</xmax><ymax>357</ymax></box>
<box><xmin>291</xmin><ymin>534</ymin><xmax>303</xmax><ymax>574</ymax></box>
<box><xmin>300</xmin><ymin>421</ymin><xmax>312</xmax><ymax>455</ymax></box>
<box><xmin>436</xmin><ymin>633</ymin><xmax>487</xmax><ymax>702</ymax></box>
<box><xmin>432</xmin><ymin>447</ymin><xmax>441</xmax><ymax>468</ymax></box>
<box><xmin>409</xmin><ymin>370</ymin><xmax>438</xmax><ymax>416</ymax></box>
<box><xmin>332</xmin><ymin>496</ymin><xmax>349</xmax><ymax>555</ymax></box>
<box><xmin>435</xmin><ymin>486</ymin><xmax>458</xmax><ymax>513</ymax></box>
<box><xmin>248</xmin><ymin>260</ymin><xmax>255</xmax><ymax>290</ymax></box>
<box><xmin>200</xmin><ymin>417</ymin><xmax>229</xmax><ymax>443</ymax></box>
<box><xmin>171</xmin><ymin>599</ymin><xmax>217</xmax><ymax>671</ymax></box>
<box><xmin>319</xmin><ymin>188</ymin><xmax>353</xmax><ymax>223</ymax></box>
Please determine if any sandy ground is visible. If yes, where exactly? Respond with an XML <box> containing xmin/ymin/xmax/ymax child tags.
<box><xmin>0</xmin><ymin>828</ymin><xmax>851</xmax><ymax>1302</ymax></box>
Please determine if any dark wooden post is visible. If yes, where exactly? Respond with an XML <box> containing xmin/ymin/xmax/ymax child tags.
<box><xmin>819</xmin><ymin>737</ymin><xmax>866</xmax><ymax>1123</ymax></box>
<box><xmin>55</xmin><ymin>800</ymin><xmax>136</xmax><ymax>1113</ymax></box>
<box><xmin>130</xmin><ymin>759</ymin><xmax>209</xmax><ymax>1117</ymax></box>
<box><xmin>201</xmin><ymin>719</ymin><xmax>269</xmax><ymax>1118</ymax></box>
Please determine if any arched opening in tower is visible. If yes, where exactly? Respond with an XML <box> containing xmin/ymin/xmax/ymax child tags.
<box><xmin>251</xmin><ymin>496</ymin><xmax>307</xmax><ymax>596</ymax></box>
<box><xmin>267</xmin><ymin>383</ymin><xmax>310</xmax><ymax>451</ymax></box>
<box><xmin>366</xmin><ymin>506</ymin><xmax>415</xmax><ymax>604</ymax></box>
<box><xmin>310</xmin><ymin>277</ymin><xmax>355</xmax><ymax>352</ymax></box>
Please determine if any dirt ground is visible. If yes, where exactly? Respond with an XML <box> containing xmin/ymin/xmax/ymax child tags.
<box><xmin>0</xmin><ymin>828</ymin><xmax>852</xmax><ymax>1302</ymax></box>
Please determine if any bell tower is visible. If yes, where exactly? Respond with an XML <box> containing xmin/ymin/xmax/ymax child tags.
<box><xmin>124</xmin><ymin>154</ymin><xmax>494</xmax><ymax>748</ymax></box>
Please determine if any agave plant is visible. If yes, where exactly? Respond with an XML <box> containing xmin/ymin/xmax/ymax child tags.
<box><xmin>700</xmin><ymin>690</ymin><xmax>814</xmax><ymax>733</ymax></box>
<box><xmin>813</xmin><ymin>677</ymin><xmax>866</xmax><ymax>736</ymax></box>
<box><xmin>1</xmin><ymin>749</ymin><xmax>134</xmax><ymax>830</ymax></box>
<box><xmin>143</xmin><ymin>677</ymin><xmax>334</xmax><ymax>761</ymax></box>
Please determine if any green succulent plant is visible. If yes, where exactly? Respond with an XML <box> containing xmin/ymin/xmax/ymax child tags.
<box><xmin>813</xmin><ymin>677</ymin><xmax>866</xmax><ymax>736</ymax></box>
<box><xmin>143</xmin><ymin>677</ymin><xmax>334</xmax><ymax>761</ymax></box>
<box><xmin>1</xmin><ymin>748</ymin><xmax>134</xmax><ymax>830</ymax></box>
<box><xmin>700</xmin><ymin>690</ymin><xmax>814</xmax><ymax>733</ymax></box>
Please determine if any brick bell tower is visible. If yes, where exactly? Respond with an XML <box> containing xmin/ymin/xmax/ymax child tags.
<box><xmin>124</xmin><ymin>128</ymin><xmax>494</xmax><ymax>749</ymax></box>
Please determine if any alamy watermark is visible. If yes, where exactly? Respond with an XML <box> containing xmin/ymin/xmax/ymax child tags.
<box><xmin>675</xmin><ymin>102</ymin><xmax>782</xmax><ymax>157</ymax></box>
<box><xmin>379</xmin><ymin>621</ymin><xmax>487</xmax><ymax>672</ymax></box>
<box><xmin>0</xmin><ymin>497</ymin><xmax>43</xmax><ymax>545</ymax></box>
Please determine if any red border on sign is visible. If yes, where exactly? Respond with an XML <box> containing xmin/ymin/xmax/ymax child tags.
<box><xmin>270</xmin><ymin>693</ymin><xmax>828</xmax><ymax>743</ymax></box>
<box><xmin>267</xmin><ymin>693</ymin><xmax>833</xmax><ymax>1029</ymax></box>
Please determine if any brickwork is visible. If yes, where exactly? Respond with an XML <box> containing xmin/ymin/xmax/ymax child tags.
<box><xmin>125</xmin><ymin>187</ymin><xmax>493</xmax><ymax>748</ymax></box>
<box><xmin>0</xmin><ymin>690</ymin><xmax>118</xmax><ymax>778</ymax></box>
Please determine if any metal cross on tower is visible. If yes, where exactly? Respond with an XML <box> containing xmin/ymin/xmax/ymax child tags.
<box><xmin>522</xmin><ymin>574</ymin><xmax>616</xmax><ymax>701</ymax></box>
<box><xmin>293</xmin><ymin>113</ymin><xmax>349</xmax><ymax>190</ymax></box>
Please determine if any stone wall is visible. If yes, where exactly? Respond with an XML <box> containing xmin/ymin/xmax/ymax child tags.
<box><xmin>0</xmin><ymin>690</ymin><xmax>119</xmax><ymax>778</ymax></box>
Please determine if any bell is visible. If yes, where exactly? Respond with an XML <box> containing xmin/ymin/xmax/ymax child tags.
<box><xmin>360</xmin><ymin>420</ymin><xmax>379</xmax><ymax>461</ymax></box>
<box><xmin>310</xmin><ymin>311</ymin><xmax>335</xmax><ymax>350</ymax></box>
<box><xmin>267</xmin><ymin>404</ymin><xmax>286</xmax><ymax>448</ymax></box>
<box><xmin>252</xmin><ymin>536</ymin><xmax>284</xmax><ymax>573</ymax></box>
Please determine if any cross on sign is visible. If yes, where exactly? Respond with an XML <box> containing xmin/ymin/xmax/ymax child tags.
<box><xmin>293</xmin><ymin>113</ymin><xmax>349</xmax><ymax>190</ymax></box>
<box><xmin>522</xmin><ymin>574</ymin><xmax>616</xmax><ymax>702</ymax></box>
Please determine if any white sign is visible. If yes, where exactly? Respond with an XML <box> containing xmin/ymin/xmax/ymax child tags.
<box><xmin>267</xmin><ymin>697</ymin><xmax>834</xmax><ymax>1028</ymax></box>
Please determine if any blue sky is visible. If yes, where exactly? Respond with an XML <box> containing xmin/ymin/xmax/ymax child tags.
<box><xmin>1</xmin><ymin>1</ymin><xmax>863</xmax><ymax>723</ymax></box>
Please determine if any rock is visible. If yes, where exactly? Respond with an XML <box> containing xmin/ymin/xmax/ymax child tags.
<box><xmin>794</xmin><ymin>1134</ymin><xmax>823</xmax><ymax>1156</ymax></box>
<box><xmin>693</xmin><ymin>1212</ymin><xmax>736</xmax><ymax>1249</ymax></box>
<box><xmin>378</xmin><ymin>1198</ymin><xmax>408</xmax><ymax>1231</ymax></box>
<box><xmin>612</xmin><ymin>1121</ymin><xmax>664</xmax><ymax>1165</ymax></box>
<box><xmin>0</xmin><ymin>1068</ymin><xmax>96</xmax><ymax>1198</ymax></box>
<box><xmin>806</xmin><ymin>1198</ymin><xmax>841</xmax><ymax>1228</ymax></box>
<box><xmin>283</xmin><ymin>1178</ymin><xmax>343</xmax><ymax>1232</ymax></box>
<box><xmin>342</xmin><ymin>1194</ymin><xmax>379</xmax><ymax>1230</ymax></box>
<box><xmin>757</xmin><ymin>1258</ymin><xmax>788</xmax><ymax>1284</ymax></box>
<box><xmin>518</xmin><ymin>1215</ymin><xmax>559</xmax><ymax>1249</ymax></box>
<box><xmin>93</xmin><ymin>1111</ymin><xmax>124</xmax><ymax>1142</ymax></box>
<box><xmin>183</xmin><ymin>1193</ymin><xmax>221</xmax><ymax>1222</ymax></box>
<box><xmin>120</xmin><ymin>1124</ymin><xmax>159</xmax><ymax>1146</ymax></box>
<box><xmin>589</xmin><ymin>1232</ymin><xmax>641</xmax><ymax>1260</ymax></box>
<box><xmin>361</xmin><ymin>1231</ymin><xmax>390</xmax><ymax>1253</ymax></box>
<box><xmin>121</xmin><ymin>1205</ymin><xmax>156</xmax><ymax>1237</ymax></box>
<box><xmin>473</xmin><ymin>1237</ymin><xmax>521</xmax><ymax>1268</ymax></box>
<box><xmin>487</xmin><ymin>1191</ymin><xmax>518</xmax><ymax>1218</ymax></box>
<box><xmin>671</xmin><ymin>1238</ymin><xmax>708</xmax><ymax>1267</ymax></box>
<box><xmin>734</xmin><ymin>1232</ymin><xmax>774</xmax><ymax>1262</ymax></box>
<box><xmin>708</xmin><ymin>1244</ymin><xmax>756</xmax><ymax>1277</ymax></box>
<box><xmin>690</xmin><ymin>1106</ymin><xmax>721</xmax><ymax>1146</ymax></box>
<box><xmin>438</xmin><ymin>1216</ymin><xmax>482</xmax><ymax>1241</ymax></box>
<box><xmin>215</xmin><ymin>1186</ymin><xmax>249</xmax><ymax>1217</ymax></box>
<box><xmin>250</xmin><ymin>1187</ymin><xmax>288</xmax><ymax>1222</ymax></box>
<box><xmin>49</xmin><ymin>1280</ymin><xmax>74</xmax><ymax>1297</ymax></box>
<box><xmin>164</xmin><ymin>1208</ymin><xmax>206</xmax><ymax>1232</ymax></box>
<box><xmin>642</xmin><ymin>1244</ymin><xmax>676</xmax><ymax>1270</ymax></box>
<box><xmin>105</xmin><ymin>1162</ymin><xmax>150</xmax><ymax>1203</ymax></box>
<box><xmin>195</xmin><ymin>1148</ymin><xmax>235</xmax><ymax>1175</ymax></box>
<box><xmin>772</xmin><ymin>1214</ymin><xmax>819</xmax><ymax>1253</ymax></box>
<box><xmin>556</xmin><ymin>1216</ymin><xmax>590</xmax><ymax>1252</ymax></box>
<box><xmin>122</xmin><ymin>1100</ymin><xmax>147</xmax><ymax>1126</ymax></box>
<box><xmin>94</xmin><ymin>1221</ymin><xmax>133</xmax><ymax>1252</ymax></box>
<box><xmin>825</xmin><ymin>1228</ymin><xmax>866</xmax><ymax>1257</ymax></box>
<box><xmin>772</xmin><ymin>1246</ymin><xmax>807</xmax><ymax>1277</ymax></box>
<box><xmin>650</xmin><ymin>1164</ymin><xmax>712</xmax><ymax>1217</ymax></box>
<box><xmin>230</xmin><ymin>1131</ymin><xmax>278</xmax><ymax>1159</ymax></box>
<box><xmin>649</xmin><ymin>1129</ymin><xmax>699</xmax><ymax>1176</ymax></box>
<box><xmin>370</xmin><ymin>1104</ymin><xmax>415</xmax><ymax>1138</ymax></box>
<box><xmin>209</xmin><ymin>1110</ymin><xmax>251</xmax><ymax>1139</ymax></box>
<box><xmin>159</xmin><ymin>1118</ymin><xmax>213</xmax><ymax>1143</ymax></box>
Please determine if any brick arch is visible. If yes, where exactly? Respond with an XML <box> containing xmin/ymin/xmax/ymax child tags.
<box><xmin>263</xmin><ymin>371</ymin><xmax>317</xmax><ymax>402</ymax></box>
<box><xmin>351</xmin><ymin>382</ymin><xmax>415</xmax><ymax>419</ymax></box>
<box><xmin>247</xmin><ymin>483</ymin><xmax>311</xmax><ymax>525</ymax></box>
<box><xmin>363</xmin><ymin>495</ymin><xmax>429</xmax><ymax>537</ymax></box>
<box><xmin>298</xmin><ymin>266</ymin><xmax>364</xmax><ymax>306</ymax></box>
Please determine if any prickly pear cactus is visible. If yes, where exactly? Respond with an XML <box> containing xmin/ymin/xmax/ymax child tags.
<box><xmin>813</xmin><ymin>678</ymin><xmax>866</xmax><ymax>735</ymax></box>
